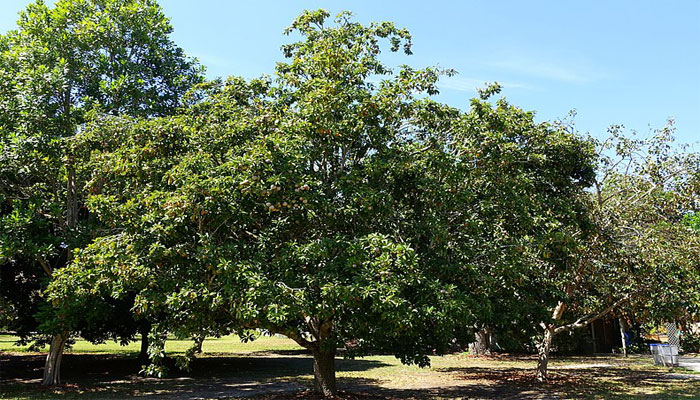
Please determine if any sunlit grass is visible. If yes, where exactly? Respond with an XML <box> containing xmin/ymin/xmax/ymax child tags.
<box><xmin>0</xmin><ymin>333</ymin><xmax>304</xmax><ymax>355</ymax></box>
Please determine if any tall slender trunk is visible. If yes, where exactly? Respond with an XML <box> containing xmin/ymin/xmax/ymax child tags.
<box><xmin>619</xmin><ymin>317</ymin><xmax>627</xmax><ymax>357</ymax></box>
<box><xmin>536</xmin><ymin>326</ymin><xmax>554</xmax><ymax>382</ymax></box>
<box><xmin>312</xmin><ymin>348</ymin><xmax>336</xmax><ymax>396</ymax></box>
<box><xmin>43</xmin><ymin>118</ymin><xmax>76</xmax><ymax>384</ymax></box>
<box><xmin>591</xmin><ymin>323</ymin><xmax>598</xmax><ymax>353</ymax></box>
<box><xmin>139</xmin><ymin>321</ymin><xmax>151</xmax><ymax>362</ymax></box>
<box><xmin>42</xmin><ymin>333</ymin><xmax>67</xmax><ymax>385</ymax></box>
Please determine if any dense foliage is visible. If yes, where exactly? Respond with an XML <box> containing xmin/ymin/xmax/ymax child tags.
<box><xmin>1</xmin><ymin>1</ymin><xmax>697</xmax><ymax>396</ymax></box>
<box><xmin>0</xmin><ymin>0</ymin><xmax>202</xmax><ymax>385</ymax></box>
<box><xmin>41</xmin><ymin>10</ymin><xmax>598</xmax><ymax>394</ymax></box>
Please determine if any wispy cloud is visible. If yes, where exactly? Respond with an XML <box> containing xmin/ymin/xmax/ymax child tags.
<box><xmin>487</xmin><ymin>56</ymin><xmax>610</xmax><ymax>84</ymax></box>
<box><xmin>190</xmin><ymin>52</ymin><xmax>234</xmax><ymax>69</ymax></box>
<box><xmin>438</xmin><ymin>76</ymin><xmax>534</xmax><ymax>93</ymax></box>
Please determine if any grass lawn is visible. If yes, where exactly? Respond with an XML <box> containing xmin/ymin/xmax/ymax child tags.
<box><xmin>0</xmin><ymin>333</ymin><xmax>301</xmax><ymax>355</ymax></box>
<box><xmin>1</xmin><ymin>334</ymin><xmax>699</xmax><ymax>399</ymax></box>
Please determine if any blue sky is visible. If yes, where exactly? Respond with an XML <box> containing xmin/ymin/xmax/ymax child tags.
<box><xmin>2</xmin><ymin>1</ymin><xmax>699</xmax><ymax>143</ymax></box>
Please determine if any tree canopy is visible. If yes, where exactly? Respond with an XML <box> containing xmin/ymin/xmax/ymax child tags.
<box><xmin>1</xmin><ymin>3</ymin><xmax>697</xmax><ymax>397</ymax></box>
<box><xmin>0</xmin><ymin>0</ymin><xmax>203</xmax><ymax>385</ymax></box>
<box><xmin>41</xmin><ymin>10</ymin><xmax>599</xmax><ymax>395</ymax></box>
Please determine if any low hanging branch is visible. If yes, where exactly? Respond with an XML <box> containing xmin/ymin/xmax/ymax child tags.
<box><xmin>554</xmin><ymin>294</ymin><xmax>630</xmax><ymax>335</ymax></box>
<box><xmin>36</xmin><ymin>257</ymin><xmax>52</xmax><ymax>277</ymax></box>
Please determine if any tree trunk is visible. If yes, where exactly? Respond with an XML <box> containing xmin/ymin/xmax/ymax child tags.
<box><xmin>469</xmin><ymin>328</ymin><xmax>491</xmax><ymax>355</ymax></box>
<box><xmin>535</xmin><ymin>301</ymin><xmax>567</xmax><ymax>381</ymax></box>
<box><xmin>139</xmin><ymin>321</ymin><xmax>151</xmax><ymax>362</ymax></box>
<box><xmin>42</xmin><ymin>86</ymin><xmax>76</xmax><ymax>387</ymax></box>
<box><xmin>193</xmin><ymin>335</ymin><xmax>204</xmax><ymax>354</ymax></box>
<box><xmin>42</xmin><ymin>333</ymin><xmax>67</xmax><ymax>386</ymax></box>
<box><xmin>619</xmin><ymin>317</ymin><xmax>627</xmax><ymax>357</ymax></box>
<box><xmin>312</xmin><ymin>348</ymin><xmax>337</xmax><ymax>396</ymax></box>
<box><xmin>536</xmin><ymin>326</ymin><xmax>554</xmax><ymax>382</ymax></box>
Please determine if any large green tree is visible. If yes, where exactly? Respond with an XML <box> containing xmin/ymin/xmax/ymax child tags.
<box><xmin>48</xmin><ymin>12</ymin><xmax>476</xmax><ymax>395</ymax></box>
<box><xmin>0</xmin><ymin>0</ymin><xmax>202</xmax><ymax>385</ymax></box>
<box><xmin>45</xmin><ymin>11</ymin><xmax>597</xmax><ymax>395</ymax></box>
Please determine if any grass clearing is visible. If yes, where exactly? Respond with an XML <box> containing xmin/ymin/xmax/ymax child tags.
<box><xmin>0</xmin><ymin>333</ymin><xmax>302</xmax><ymax>355</ymax></box>
<box><xmin>2</xmin><ymin>334</ymin><xmax>699</xmax><ymax>399</ymax></box>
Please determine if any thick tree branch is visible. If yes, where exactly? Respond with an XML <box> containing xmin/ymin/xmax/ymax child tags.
<box><xmin>37</xmin><ymin>257</ymin><xmax>52</xmax><ymax>277</ymax></box>
<box><xmin>268</xmin><ymin>326</ymin><xmax>314</xmax><ymax>350</ymax></box>
<box><xmin>554</xmin><ymin>295</ymin><xmax>630</xmax><ymax>335</ymax></box>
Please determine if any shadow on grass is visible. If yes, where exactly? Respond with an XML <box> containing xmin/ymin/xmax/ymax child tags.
<box><xmin>0</xmin><ymin>352</ymin><xmax>388</xmax><ymax>399</ymax></box>
<box><xmin>3</xmin><ymin>353</ymin><xmax>699</xmax><ymax>399</ymax></box>
<box><xmin>245</xmin><ymin>349</ymin><xmax>310</xmax><ymax>357</ymax></box>
<box><xmin>434</xmin><ymin>365</ymin><xmax>700</xmax><ymax>400</ymax></box>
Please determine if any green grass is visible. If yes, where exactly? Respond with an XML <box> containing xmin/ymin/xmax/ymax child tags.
<box><xmin>0</xmin><ymin>333</ymin><xmax>303</xmax><ymax>355</ymax></box>
<box><xmin>2</xmin><ymin>334</ymin><xmax>699</xmax><ymax>399</ymax></box>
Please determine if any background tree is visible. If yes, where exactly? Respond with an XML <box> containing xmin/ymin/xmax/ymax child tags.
<box><xmin>532</xmin><ymin>120</ymin><xmax>700</xmax><ymax>381</ymax></box>
<box><xmin>0</xmin><ymin>0</ymin><xmax>202</xmax><ymax>385</ymax></box>
<box><xmin>454</xmin><ymin>96</ymin><xmax>598</xmax><ymax>360</ymax></box>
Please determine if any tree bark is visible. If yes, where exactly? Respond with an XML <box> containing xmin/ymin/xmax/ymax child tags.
<box><xmin>139</xmin><ymin>321</ymin><xmax>151</xmax><ymax>363</ymax></box>
<box><xmin>619</xmin><ymin>316</ymin><xmax>627</xmax><ymax>357</ymax></box>
<box><xmin>591</xmin><ymin>323</ymin><xmax>598</xmax><ymax>353</ymax></box>
<box><xmin>536</xmin><ymin>326</ymin><xmax>554</xmax><ymax>382</ymax></box>
<box><xmin>469</xmin><ymin>328</ymin><xmax>492</xmax><ymax>355</ymax></box>
<box><xmin>193</xmin><ymin>334</ymin><xmax>205</xmax><ymax>354</ymax></box>
<box><xmin>312</xmin><ymin>348</ymin><xmax>337</xmax><ymax>396</ymax></box>
<box><xmin>42</xmin><ymin>333</ymin><xmax>67</xmax><ymax>386</ymax></box>
<box><xmin>43</xmin><ymin>149</ymin><xmax>77</xmax><ymax>385</ymax></box>
<box><xmin>537</xmin><ymin>301</ymin><xmax>566</xmax><ymax>382</ymax></box>
<box><xmin>536</xmin><ymin>296</ymin><xmax>629</xmax><ymax>382</ymax></box>
<box><xmin>65</xmin><ymin>155</ymin><xmax>77</xmax><ymax>246</ymax></box>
